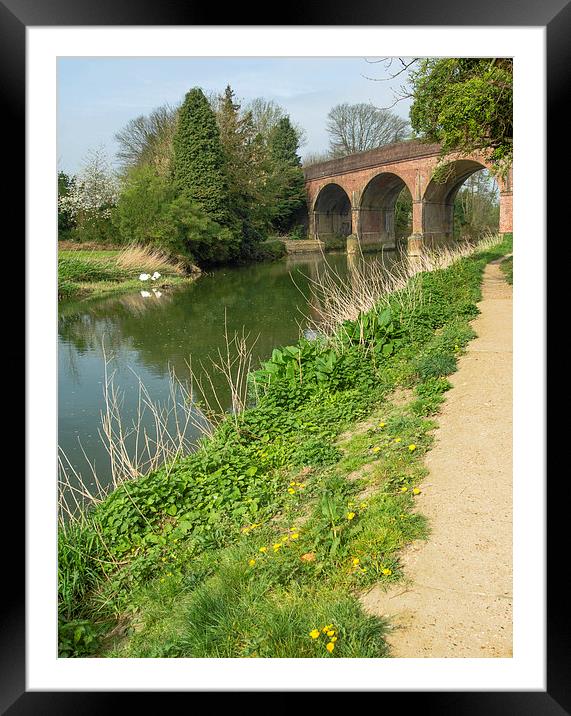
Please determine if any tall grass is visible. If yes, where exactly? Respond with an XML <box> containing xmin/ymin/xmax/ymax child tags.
<box><xmin>115</xmin><ymin>243</ymin><xmax>188</xmax><ymax>275</ymax></box>
<box><xmin>302</xmin><ymin>232</ymin><xmax>503</xmax><ymax>340</ymax></box>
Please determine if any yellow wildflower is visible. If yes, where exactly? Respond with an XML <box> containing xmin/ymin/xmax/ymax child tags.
<box><xmin>290</xmin><ymin>481</ymin><xmax>297</xmax><ymax>487</ymax></box>
<box><xmin>298</xmin><ymin>483</ymin><xmax>306</xmax><ymax>488</ymax></box>
<box><xmin>330</xmin><ymin>636</ymin><xmax>338</xmax><ymax>642</ymax></box>
<box><xmin>248</xmin><ymin>559</ymin><xmax>256</xmax><ymax>567</ymax></box>
<box><xmin>259</xmin><ymin>546</ymin><xmax>267</xmax><ymax>553</ymax></box>
<box><xmin>273</xmin><ymin>543</ymin><xmax>282</xmax><ymax>551</ymax></box>
<box><xmin>382</xmin><ymin>568</ymin><xmax>392</xmax><ymax>576</ymax></box>
<box><xmin>291</xmin><ymin>533</ymin><xmax>299</xmax><ymax>540</ymax></box>
<box><xmin>347</xmin><ymin>512</ymin><xmax>356</xmax><ymax>521</ymax></box>
<box><xmin>400</xmin><ymin>486</ymin><xmax>408</xmax><ymax>493</ymax></box>
<box><xmin>309</xmin><ymin>629</ymin><xmax>320</xmax><ymax>639</ymax></box>
<box><xmin>352</xmin><ymin>558</ymin><xmax>360</xmax><ymax>566</ymax></box>
<box><xmin>327</xmin><ymin>630</ymin><xmax>335</xmax><ymax>637</ymax></box>
<box><xmin>287</xmin><ymin>488</ymin><xmax>295</xmax><ymax>495</ymax></box>
<box><xmin>322</xmin><ymin>624</ymin><xmax>333</xmax><ymax>632</ymax></box>
<box><xmin>326</xmin><ymin>642</ymin><xmax>335</xmax><ymax>653</ymax></box>
<box><xmin>408</xmin><ymin>444</ymin><xmax>416</xmax><ymax>452</ymax></box>
<box><xmin>372</xmin><ymin>446</ymin><xmax>381</xmax><ymax>453</ymax></box>
<box><xmin>413</xmin><ymin>487</ymin><xmax>421</xmax><ymax>495</ymax></box>
<box><xmin>378</xmin><ymin>422</ymin><xmax>386</xmax><ymax>428</ymax></box>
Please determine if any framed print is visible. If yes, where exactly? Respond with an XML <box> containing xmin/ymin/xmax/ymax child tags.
<box><xmin>4</xmin><ymin>0</ymin><xmax>565</xmax><ymax>709</ymax></box>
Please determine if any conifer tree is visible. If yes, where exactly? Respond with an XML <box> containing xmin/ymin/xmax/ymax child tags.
<box><xmin>172</xmin><ymin>87</ymin><xmax>230</xmax><ymax>227</ymax></box>
<box><xmin>267</xmin><ymin>117</ymin><xmax>306</xmax><ymax>233</ymax></box>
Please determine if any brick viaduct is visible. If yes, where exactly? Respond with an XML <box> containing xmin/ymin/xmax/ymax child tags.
<box><xmin>303</xmin><ymin>140</ymin><xmax>512</xmax><ymax>252</ymax></box>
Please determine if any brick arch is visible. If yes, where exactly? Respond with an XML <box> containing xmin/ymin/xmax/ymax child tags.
<box><xmin>303</xmin><ymin>141</ymin><xmax>512</xmax><ymax>252</ymax></box>
<box><xmin>359</xmin><ymin>172</ymin><xmax>413</xmax><ymax>248</ymax></box>
<box><xmin>312</xmin><ymin>182</ymin><xmax>352</xmax><ymax>242</ymax></box>
<box><xmin>421</xmin><ymin>158</ymin><xmax>490</xmax><ymax>246</ymax></box>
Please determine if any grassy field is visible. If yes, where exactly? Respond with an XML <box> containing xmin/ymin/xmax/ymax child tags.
<box><xmin>58</xmin><ymin>234</ymin><xmax>512</xmax><ymax>658</ymax></box>
<box><xmin>58</xmin><ymin>244</ymin><xmax>200</xmax><ymax>301</ymax></box>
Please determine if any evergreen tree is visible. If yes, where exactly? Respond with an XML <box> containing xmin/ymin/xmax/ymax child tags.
<box><xmin>172</xmin><ymin>87</ymin><xmax>231</xmax><ymax>227</ymax></box>
<box><xmin>267</xmin><ymin>117</ymin><xmax>306</xmax><ymax>233</ymax></box>
<box><xmin>215</xmin><ymin>85</ymin><xmax>271</xmax><ymax>254</ymax></box>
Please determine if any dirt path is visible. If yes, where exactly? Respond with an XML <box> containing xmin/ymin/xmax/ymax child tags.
<box><xmin>361</xmin><ymin>260</ymin><xmax>513</xmax><ymax>657</ymax></box>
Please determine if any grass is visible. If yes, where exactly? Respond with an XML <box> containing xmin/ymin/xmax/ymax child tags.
<box><xmin>58</xmin><ymin>243</ymin><xmax>198</xmax><ymax>302</ymax></box>
<box><xmin>500</xmin><ymin>255</ymin><xmax>513</xmax><ymax>285</ymax></box>
<box><xmin>58</xmin><ymin>233</ymin><xmax>513</xmax><ymax>658</ymax></box>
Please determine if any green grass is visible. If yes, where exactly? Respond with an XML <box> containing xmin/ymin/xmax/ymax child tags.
<box><xmin>58</xmin><ymin>249</ymin><xmax>195</xmax><ymax>302</ymax></box>
<box><xmin>500</xmin><ymin>255</ymin><xmax>513</xmax><ymax>285</ymax></box>
<box><xmin>58</xmin><ymin>233</ymin><xmax>513</xmax><ymax>658</ymax></box>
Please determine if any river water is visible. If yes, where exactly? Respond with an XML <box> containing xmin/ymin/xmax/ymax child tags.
<box><xmin>58</xmin><ymin>250</ymin><xmax>401</xmax><ymax>493</ymax></box>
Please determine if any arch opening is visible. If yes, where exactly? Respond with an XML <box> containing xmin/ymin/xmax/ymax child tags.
<box><xmin>422</xmin><ymin>160</ymin><xmax>499</xmax><ymax>246</ymax></box>
<box><xmin>313</xmin><ymin>183</ymin><xmax>351</xmax><ymax>243</ymax></box>
<box><xmin>359</xmin><ymin>172</ymin><xmax>412</xmax><ymax>249</ymax></box>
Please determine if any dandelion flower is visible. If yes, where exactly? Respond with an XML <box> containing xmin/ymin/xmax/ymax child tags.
<box><xmin>352</xmin><ymin>558</ymin><xmax>360</xmax><ymax>566</ymax></box>
<box><xmin>273</xmin><ymin>543</ymin><xmax>282</xmax><ymax>551</ymax></box>
<box><xmin>408</xmin><ymin>444</ymin><xmax>416</xmax><ymax>452</ymax></box>
<box><xmin>413</xmin><ymin>487</ymin><xmax>421</xmax><ymax>495</ymax></box>
<box><xmin>400</xmin><ymin>486</ymin><xmax>408</xmax><ymax>493</ymax></box>
<box><xmin>330</xmin><ymin>636</ymin><xmax>338</xmax><ymax>642</ymax></box>
<box><xmin>259</xmin><ymin>546</ymin><xmax>267</xmax><ymax>553</ymax></box>
<box><xmin>287</xmin><ymin>488</ymin><xmax>295</xmax><ymax>495</ymax></box>
<box><xmin>379</xmin><ymin>422</ymin><xmax>386</xmax><ymax>428</ymax></box>
<box><xmin>326</xmin><ymin>642</ymin><xmax>335</xmax><ymax>653</ymax></box>
<box><xmin>290</xmin><ymin>533</ymin><xmax>299</xmax><ymax>540</ymax></box>
<box><xmin>347</xmin><ymin>512</ymin><xmax>356</xmax><ymax>521</ymax></box>
<box><xmin>394</xmin><ymin>437</ymin><xmax>401</xmax><ymax>443</ymax></box>
<box><xmin>290</xmin><ymin>481</ymin><xmax>297</xmax><ymax>487</ymax></box>
<box><xmin>382</xmin><ymin>568</ymin><xmax>392</xmax><ymax>576</ymax></box>
<box><xmin>248</xmin><ymin>559</ymin><xmax>256</xmax><ymax>567</ymax></box>
<box><xmin>327</xmin><ymin>630</ymin><xmax>335</xmax><ymax>637</ymax></box>
<box><xmin>309</xmin><ymin>629</ymin><xmax>320</xmax><ymax>639</ymax></box>
<box><xmin>372</xmin><ymin>447</ymin><xmax>381</xmax><ymax>453</ymax></box>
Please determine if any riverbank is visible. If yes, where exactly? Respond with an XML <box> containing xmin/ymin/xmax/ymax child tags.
<box><xmin>58</xmin><ymin>244</ymin><xmax>201</xmax><ymax>302</ymax></box>
<box><xmin>58</xmin><ymin>233</ymin><xmax>513</xmax><ymax>658</ymax></box>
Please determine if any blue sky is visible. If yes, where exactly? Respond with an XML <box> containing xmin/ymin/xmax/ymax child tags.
<box><xmin>57</xmin><ymin>57</ymin><xmax>413</xmax><ymax>175</ymax></box>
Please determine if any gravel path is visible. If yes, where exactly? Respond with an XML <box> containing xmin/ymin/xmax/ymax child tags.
<box><xmin>361</xmin><ymin>260</ymin><xmax>513</xmax><ymax>657</ymax></box>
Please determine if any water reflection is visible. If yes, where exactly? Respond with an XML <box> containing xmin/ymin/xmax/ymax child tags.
<box><xmin>58</xmin><ymin>250</ymin><xmax>401</xmax><ymax>490</ymax></box>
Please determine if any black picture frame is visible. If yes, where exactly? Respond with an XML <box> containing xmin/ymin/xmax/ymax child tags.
<box><xmin>6</xmin><ymin>0</ymin><xmax>564</xmax><ymax>711</ymax></box>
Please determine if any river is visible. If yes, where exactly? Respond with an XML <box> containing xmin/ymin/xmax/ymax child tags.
<box><xmin>58</xmin><ymin>249</ymin><xmax>402</xmax><ymax>496</ymax></box>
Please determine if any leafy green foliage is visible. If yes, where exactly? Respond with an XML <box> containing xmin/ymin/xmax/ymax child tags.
<box><xmin>410</xmin><ymin>58</ymin><xmax>513</xmax><ymax>174</ymax></box>
<box><xmin>113</xmin><ymin>164</ymin><xmax>236</xmax><ymax>265</ymax></box>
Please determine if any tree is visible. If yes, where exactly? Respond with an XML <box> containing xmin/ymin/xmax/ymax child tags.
<box><xmin>114</xmin><ymin>164</ymin><xmax>236</xmax><ymax>265</ymax></box>
<box><xmin>245</xmin><ymin>97</ymin><xmax>306</xmax><ymax>149</ymax></box>
<box><xmin>214</xmin><ymin>86</ymin><xmax>268</xmax><ymax>254</ymax></box>
<box><xmin>409</xmin><ymin>58</ymin><xmax>513</xmax><ymax>174</ymax></box>
<box><xmin>172</xmin><ymin>87</ymin><xmax>231</xmax><ymax>229</ymax></box>
<box><xmin>58</xmin><ymin>147</ymin><xmax>119</xmax><ymax>242</ymax></box>
<box><xmin>58</xmin><ymin>171</ymin><xmax>76</xmax><ymax>237</ymax></box>
<box><xmin>453</xmin><ymin>170</ymin><xmax>500</xmax><ymax>238</ymax></box>
<box><xmin>266</xmin><ymin>117</ymin><xmax>307</xmax><ymax>233</ymax></box>
<box><xmin>326</xmin><ymin>102</ymin><xmax>409</xmax><ymax>157</ymax></box>
<box><xmin>115</xmin><ymin>104</ymin><xmax>179</xmax><ymax>176</ymax></box>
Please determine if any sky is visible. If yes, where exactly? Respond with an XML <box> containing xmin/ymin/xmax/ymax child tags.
<box><xmin>57</xmin><ymin>57</ymin><xmax>413</xmax><ymax>176</ymax></box>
